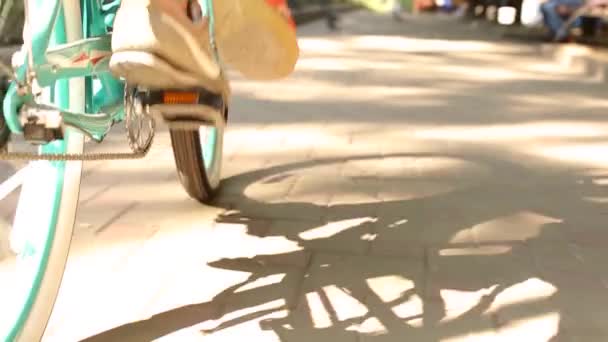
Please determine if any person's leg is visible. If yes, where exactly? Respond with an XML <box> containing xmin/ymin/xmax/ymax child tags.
<box><xmin>541</xmin><ymin>1</ymin><xmax>562</xmax><ymax>37</ymax></box>
<box><xmin>110</xmin><ymin>0</ymin><xmax>299</xmax><ymax>90</ymax></box>
<box><xmin>540</xmin><ymin>2</ymin><xmax>550</xmax><ymax>27</ymax></box>
<box><xmin>540</xmin><ymin>0</ymin><xmax>583</xmax><ymax>40</ymax></box>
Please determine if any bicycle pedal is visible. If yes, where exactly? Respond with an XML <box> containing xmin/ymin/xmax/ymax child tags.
<box><xmin>138</xmin><ymin>88</ymin><xmax>226</xmax><ymax>128</ymax></box>
<box><xmin>20</xmin><ymin>105</ymin><xmax>63</xmax><ymax>144</ymax></box>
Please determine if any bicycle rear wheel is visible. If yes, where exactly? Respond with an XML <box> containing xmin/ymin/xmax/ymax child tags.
<box><xmin>0</xmin><ymin>0</ymin><xmax>84</xmax><ymax>340</ymax></box>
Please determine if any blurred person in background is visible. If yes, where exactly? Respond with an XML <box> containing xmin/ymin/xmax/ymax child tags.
<box><xmin>393</xmin><ymin>0</ymin><xmax>404</xmax><ymax>21</ymax></box>
<box><xmin>540</xmin><ymin>0</ymin><xmax>583</xmax><ymax>41</ymax></box>
<box><xmin>322</xmin><ymin>0</ymin><xmax>339</xmax><ymax>30</ymax></box>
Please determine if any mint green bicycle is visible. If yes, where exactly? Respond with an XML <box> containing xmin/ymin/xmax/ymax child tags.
<box><xmin>0</xmin><ymin>0</ymin><xmax>227</xmax><ymax>340</ymax></box>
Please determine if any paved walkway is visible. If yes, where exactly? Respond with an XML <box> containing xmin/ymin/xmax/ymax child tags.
<box><xmin>9</xmin><ymin>10</ymin><xmax>608</xmax><ymax>342</ymax></box>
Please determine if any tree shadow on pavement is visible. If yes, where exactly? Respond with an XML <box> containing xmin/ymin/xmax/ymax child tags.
<box><xmin>83</xmin><ymin>152</ymin><xmax>608</xmax><ymax>342</ymax></box>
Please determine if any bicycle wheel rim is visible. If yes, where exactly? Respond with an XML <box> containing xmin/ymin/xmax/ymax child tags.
<box><xmin>199</xmin><ymin>124</ymin><xmax>223</xmax><ymax>190</ymax></box>
<box><xmin>1</xmin><ymin>0</ymin><xmax>84</xmax><ymax>339</ymax></box>
<box><xmin>3</xmin><ymin>131</ymin><xmax>83</xmax><ymax>342</ymax></box>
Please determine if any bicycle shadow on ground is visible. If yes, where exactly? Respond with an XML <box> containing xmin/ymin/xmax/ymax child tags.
<box><xmin>82</xmin><ymin>152</ymin><xmax>608</xmax><ymax>342</ymax></box>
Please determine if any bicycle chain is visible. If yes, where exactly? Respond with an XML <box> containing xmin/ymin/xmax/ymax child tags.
<box><xmin>0</xmin><ymin>150</ymin><xmax>150</xmax><ymax>161</ymax></box>
<box><xmin>0</xmin><ymin>134</ymin><xmax>153</xmax><ymax>161</ymax></box>
<box><xmin>0</xmin><ymin>120</ymin><xmax>206</xmax><ymax>161</ymax></box>
<box><xmin>0</xmin><ymin>61</ymin><xmax>206</xmax><ymax>162</ymax></box>
<box><xmin>0</xmin><ymin>101</ymin><xmax>155</xmax><ymax>161</ymax></box>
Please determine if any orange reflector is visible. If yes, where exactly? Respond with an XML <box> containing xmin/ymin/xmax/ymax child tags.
<box><xmin>163</xmin><ymin>91</ymin><xmax>199</xmax><ymax>104</ymax></box>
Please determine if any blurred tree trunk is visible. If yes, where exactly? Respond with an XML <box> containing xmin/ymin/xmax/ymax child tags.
<box><xmin>0</xmin><ymin>0</ymin><xmax>24</xmax><ymax>45</ymax></box>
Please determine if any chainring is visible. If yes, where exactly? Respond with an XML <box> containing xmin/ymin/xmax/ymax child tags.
<box><xmin>125</xmin><ymin>86</ymin><xmax>155</xmax><ymax>155</ymax></box>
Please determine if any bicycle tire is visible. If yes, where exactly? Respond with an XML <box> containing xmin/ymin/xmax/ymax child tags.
<box><xmin>170</xmin><ymin>106</ymin><xmax>226</xmax><ymax>203</ymax></box>
<box><xmin>1</xmin><ymin>1</ymin><xmax>84</xmax><ymax>340</ymax></box>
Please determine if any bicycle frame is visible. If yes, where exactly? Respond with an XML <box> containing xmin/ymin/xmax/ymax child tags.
<box><xmin>3</xmin><ymin>0</ymin><xmax>220</xmax><ymax>143</ymax></box>
<box><xmin>3</xmin><ymin>0</ymin><xmax>124</xmax><ymax>142</ymax></box>
<box><xmin>1</xmin><ymin>1</ymin><xmax>224</xmax><ymax>340</ymax></box>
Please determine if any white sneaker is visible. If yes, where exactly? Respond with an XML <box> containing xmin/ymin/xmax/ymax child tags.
<box><xmin>110</xmin><ymin>0</ymin><xmax>299</xmax><ymax>90</ymax></box>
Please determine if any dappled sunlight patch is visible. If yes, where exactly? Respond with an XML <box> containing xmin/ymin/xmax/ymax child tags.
<box><xmin>344</xmin><ymin>36</ymin><xmax>527</xmax><ymax>54</ymax></box>
<box><xmin>364</xmin><ymin>274</ymin><xmax>425</xmax><ymax>329</ymax></box>
<box><xmin>79</xmin><ymin>181</ymin><xmax>188</xmax><ymax>206</ymax></box>
<box><xmin>202</xmin><ymin>299</ymin><xmax>288</xmax><ymax>338</ymax></box>
<box><xmin>299</xmin><ymin>217</ymin><xmax>377</xmax><ymax>241</ymax></box>
<box><xmin>296</xmin><ymin>57</ymin><xmax>406</xmax><ymax>72</ymax></box>
<box><xmin>533</xmin><ymin>142</ymin><xmax>608</xmax><ymax>168</ymax></box>
<box><xmin>305</xmin><ymin>291</ymin><xmax>334</xmax><ymax>329</ymax></box>
<box><xmin>436</xmin><ymin>65</ymin><xmax>521</xmax><ymax>81</ymax></box>
<box><xmin>64</xmin><ymin>226</ymin><xmax>158</xmax><ymax>265</ymax></box>
<box><xmin>439</xmin><ymin>245</ymin><xmax>512</xmax><ymax>256</ymax></box>
<box><xmin>583</xmin><ymin>196</ymin><xmax>608</xmax><ymax>203</ymax></box>
<box><xmin>148</xmin><ymin>327</ymin><xmax>209</xmax><ymax>341</ymax></box>
<box><xmin>297</xmin><ymin>38</ymin><xmax>347</xmax><ymax>53</ymax></box>
<box><xmin>579</xmin><ymin>176</ymin><xmax>608</xmax><ymax>203</ymax></box>
<box><xmin>489</xmin><ymin>278</ymin><xmax>558</xmax><ymax>312</ymax></box>
<box><xmin>344</xmin><ymin>156</ymin><xmax>490</xmax><ymax>181</ymax></box>
<box><xmin>241</xmin><ymin>177</ymin><xmax>296</xmax><ymax>203</ymax></box>
<box><xmin>590</xmin><ymin>177</ymin><xmax>608</xmax><ymax>185</ymax></box>
<box><xmin>367</xmin><ymin>275</ymin><xmax>418</xmax><ymax>303</ymax></box>
<box><xmin>378</xmin><ymin>180</ymin><xmax>461</xmax><ymax>202</ymax></box>
<box><xmin>66</xmin><ymin>201</ymin><xmax>222</xmax><ymax>266</ymax></box>
<box><xmin>415</xmin><ymin>121</ymin><xmax>608</xmax><ymax>142</ymax></box>
<box><xmin>231</xmin><ymin>78</ymin><xmax>439</xmax><ymax>103</ymax></box>
<box><xmin>285</xmin><ymin>177</ymin><xmax>342</xmax><ymax>201</ymax></box>
<box><xmin>429</xmin><ymin>64</ymin><xmax>576</xmax><ymax>82</ymax></box>
<box><xmin>209</xmin><ymin>222</ymin><xmax>302</xmax><ymax>261</ymax></box>
<box><xmin>358</xmin><ymin>316</ymin><xmax>389</xmax><ymax>335</ymax></box>
<box><xmin>47</xmin><ymin>223</ymin><xmax>233</xmax><ymax>338</ymax></box>
<box><xmin>472</xmin><ymin>211</ymin><xmax>563</xmax><ymax>243</ymax></box>
<box><xmin>414</xmin><ymin>157</ymin><xmax>490</xmax><ymax>179</ymax></box>
<box><xmin>263</xmin><ymin>124</ymin><xmax>351</xmax><ymax>147</ymax></box>
<box><xmin>295</xmin><ymin>57</ymin><xmax>353</xmax><ymax>72</ymax></box>
<box><xmin>0</xmin><ymin>218</ymin><xmax>12</xmax><ymax>263</ymax></box>
<box><xmin>439</xmin><ymin>285</ymin><xmax>502</xmax><ymax>313</ymax></box>
<box><xmin>497</xmin><ymin>311</ymin><xmax>560</xmax><ymax>340</ymax></box>
<box><xmin>516</xmin><ymin>94</ymin><xmax>608</xmax><ymax>108</ymax></box>
<box><xmin>521</xmin><ymin>61</ymin><xmax>586</xmax><ymax>76</ymax></box>
<box><xmin>224</xmin><ymin>125</ymin><xmax>347</xmax><ymax>157</ymax></box>
<box><xmin>300</xmin><ymin>49</ymin><xmax>448</xmax><ymax>66</ymax></box>
<box><xmin>235</xmin><ymin>273</ymin><xmax>287</xmax><ymax>293</ymax></box>
<box><xmin>442</xmin><ymin>329</ymin><xmax>499</xmax><ymax>341</ymax></box>
<box><xmin>305</xmin><ymin>285</ymin><xmax>369</xmax><ymax>328</ymax></box>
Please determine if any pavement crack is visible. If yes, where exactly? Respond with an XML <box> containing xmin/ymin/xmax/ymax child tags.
<box><xmin>94</xmin><ymin>202</ymin><xmax>139</xmax><ymax>234</ymax></box>
<box><xmin>79</xmin><ymin>183</ymin><xmax>115</xmax><ymax>207</ymax></box>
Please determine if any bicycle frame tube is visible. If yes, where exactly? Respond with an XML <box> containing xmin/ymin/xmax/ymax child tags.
<box><xmin>3</xmin><ymin>0</ymin><xmax>124</xmax><ymax>140</ymax></box>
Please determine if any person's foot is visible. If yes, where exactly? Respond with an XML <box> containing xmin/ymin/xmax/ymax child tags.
<box><xmin>213</xmin><ymin>0</ymin><xmax>299</xmax><ymax>80</ymax></box>
<box><xmin>110</xmin><ymin>0</ymin><xmax>299</xmax><ymax>90</ymax></box>
<box><xmin>110</xmin><ymin>0</ymin><xmax>225</xmax><ymax>91</ymax></box>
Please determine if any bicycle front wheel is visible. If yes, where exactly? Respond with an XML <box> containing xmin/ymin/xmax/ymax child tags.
<box><xmin>0</xmin><ymin>132</ymin><xmax>84</xmax><ymax>342</ymax></box>
<box><xmin>171</xmin><ymin>117</ymin><xmax>225</xmax><ymax>203</ymax></box>
<box><xmin>0</xmin><ymin>0</ymin><xmax>85</xmax><ymax>340</ymax></box>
